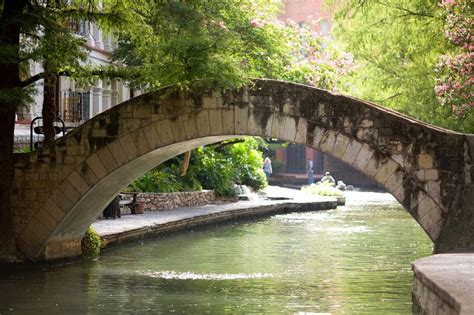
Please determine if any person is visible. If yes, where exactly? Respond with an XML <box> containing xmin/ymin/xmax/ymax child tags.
<box><xmin>320</xmin><ymin>171</ymin><xmax>336</xmax><ymax>186</ymax></box>
<box><xmin>263</xmin><ymin>157</ymin><xmax>272</xmax><ymax>181</ymax></box>
<box><xmin>307</xmin><ymin>159</ymin><xmax>314</xmax><ymax>185</ymax></box>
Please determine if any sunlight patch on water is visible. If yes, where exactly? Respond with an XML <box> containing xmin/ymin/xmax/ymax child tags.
<box><xmin>143</xmin><ymin>270</ymin><xmax>273</xmax><ymax>280</ymax></box>
<box><xmin>306</xmin><ymin>225</ymin><xmax>370</xmax><ymax>234</ymax></box>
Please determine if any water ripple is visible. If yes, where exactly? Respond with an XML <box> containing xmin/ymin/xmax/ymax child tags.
<box><xmin>142</xmin><ymin>270</ymin><xmax>273</xmax><ymax>280</ymax></box>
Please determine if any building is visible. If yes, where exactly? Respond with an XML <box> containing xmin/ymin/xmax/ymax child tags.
<box><xmin>14</xmin><ymin>20</ymin><xmax>138</xmax><ymax>148</ymax></box>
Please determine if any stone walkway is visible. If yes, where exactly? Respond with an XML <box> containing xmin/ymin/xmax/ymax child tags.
<box><xmin>92</xmin><ymin>186</ymin><xmax>337</xmax><ymax>248</ymax></box>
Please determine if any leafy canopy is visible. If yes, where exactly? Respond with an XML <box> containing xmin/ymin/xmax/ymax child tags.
<box><xmin>331</xmin><ymin>0</ymin><xmax>473</xmax><ymax>132</ymax></box>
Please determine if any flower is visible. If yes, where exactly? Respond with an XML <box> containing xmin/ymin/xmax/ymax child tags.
<box><xmin>250</xmin><ymin>18</ymin><xmax>264</xmax><ymax>28</ymax></box>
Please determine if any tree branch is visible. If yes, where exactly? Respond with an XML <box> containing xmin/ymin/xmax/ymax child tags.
<box><xmin>378</xmin><ymin>1</ymin><xmax>434</xmax><ymax>18</ymax></box>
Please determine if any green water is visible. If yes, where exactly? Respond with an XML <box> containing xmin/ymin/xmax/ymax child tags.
<box><xmin>0</xmin><ymin>192</ymin><xmax>432</xmax><ymax>314</ymax></box>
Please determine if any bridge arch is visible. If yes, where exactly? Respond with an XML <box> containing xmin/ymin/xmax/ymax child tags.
<box><xmin>12</xmin><ymin>79</ymin><xmax>473</xmax><ymax>260</ymax></box>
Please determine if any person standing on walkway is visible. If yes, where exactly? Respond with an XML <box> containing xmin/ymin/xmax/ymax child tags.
<box><xmin>263</xmin><ymin>157</ymin><xmax>272</xmax><ymax>181</ymax></box>
<box><xmin>307</xmin><ymin>159</ymin><xmax>314</xmax><ymax>185</ymax></box>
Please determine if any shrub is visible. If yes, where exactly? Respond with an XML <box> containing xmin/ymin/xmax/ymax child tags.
<box><xmin>302</xmin><ymin>182</ymin><xmax>344</xmax><ymax>197</ymax></box>
<box><xmin>81</xmin><ymin>226</ymin><xmax>102</xmax><ymax>259</ymax></box>
<box><xmin>193</xmin><ymin>147</ymin><xmax>238</xmax><ymax>196</ymax></box>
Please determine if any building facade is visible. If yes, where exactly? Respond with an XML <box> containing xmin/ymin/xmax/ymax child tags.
<box><xmin>14</xmin><ymin>20</ymin><xmax>137</xmax><ymax>147</ymax></box>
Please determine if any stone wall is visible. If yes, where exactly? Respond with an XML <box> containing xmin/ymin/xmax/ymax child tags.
<box><xmin>121</xmin><ymin>190</ymin><xmax>216</xmax><ymax>213</ymax></box>
<box><xmin>412</xmin><ymin>254</ymin><xmax>474</xmax><ymax>315</ymax></box>
<box><xmin>412</xmin><ymin>273</ymin><xmax>458</xmax><ymax>314</ymax></box>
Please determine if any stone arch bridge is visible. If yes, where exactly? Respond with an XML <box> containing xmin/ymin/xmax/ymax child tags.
<box><xmin>11</xmin><ymin>79</ymin><xmax>474</xmax><ymax>261</ymax></box>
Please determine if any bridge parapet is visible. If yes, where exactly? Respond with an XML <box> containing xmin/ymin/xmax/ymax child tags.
<box><xmin>9</xmin><ymin>79</ymin><xmax>473</xmax><ymax>261</ymax></box>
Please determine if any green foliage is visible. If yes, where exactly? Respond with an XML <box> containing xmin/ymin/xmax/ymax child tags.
<box><xmin>229</xmin><ymin>138</ymin><xmax>267</xmax><ymax>191</ymax></box>
<box><xmin>331</xmin><ymin>0</ymin><xmax>473</xmax><ymax>132</ymax></box>
<box><xmin>126</xmin><ymin>164</ymin><xmax>202</xmax><ymax>193</ymax></box>
<box><xmin>113</xmin><ymin>0</ymin><xmax>285</xmax><ymax>90</ymax></box>
<box><xmin>81</xmin><ymin>226</ymin><xmax>101</xmax><ymax>259</ymax></box>
<box><xmin>127</xmin><ymin>137</ymin><xmax>267</xmax><ymax>197</ymax></box>
<box><xmin>192</xmin><ymin>147</ymin><xmax>238</xmax><ymax>197</ymax></box>
<box><xmin>302</xmin><ymin>182</ymin><xmax>344</xmax><ymax>197</ymax></box>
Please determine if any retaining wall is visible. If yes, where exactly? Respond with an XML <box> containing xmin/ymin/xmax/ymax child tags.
<box><xmin>121</xmin><ymin>190</ymin><xmax>216</xmax><ymax>213</ymax></box>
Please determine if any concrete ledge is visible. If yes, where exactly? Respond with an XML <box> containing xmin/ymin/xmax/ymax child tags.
<box><xmin>93</xmin><ymin>199</ymin><xmax>336</xmax><ymax>250</ymax></box>
<box><xmin>412</xmin><ymin>254</ymin><xmax>474</xmax><ymax>314</ymax></box>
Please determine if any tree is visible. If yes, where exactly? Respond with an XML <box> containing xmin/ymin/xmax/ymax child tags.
<box><xmin>0</xmin><ymin>0</ymin><xmax>146</xmax><ymax>260</ymax></box>
<box><xmin>331</xmin><ymin>0</ymin><xmax>473</xmax><ymax>132</ymax></box>
<box><xmin>434</xmin><ymin>0</ymin><xmax>473</xmax><ymax>119</ymax></box>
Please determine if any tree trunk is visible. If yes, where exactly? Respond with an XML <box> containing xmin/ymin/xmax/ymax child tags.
<box><xmin>42</xmin><ymin>73</ymin><xmax>57</xmax><ymax>146</ymax></box>
<box><xmin>42</xmin><ymin>0</ymin><xmax>59</xmax><ymax>147</ymax></box>
<box><xmin>180</xmin><ymin>151</ymin><xmax>192</xmax><ymax>176</ymax></box>
<box><xmin>0</xmin><ymin>0</ymin><xmax>28</xmax><ymax>261</ymax></box>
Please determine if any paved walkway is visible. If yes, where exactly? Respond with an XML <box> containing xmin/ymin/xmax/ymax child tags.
<box><xmin>92</xmin><ymin>186</ymin><xmax>337</xmax><ymax>247</ymax></box>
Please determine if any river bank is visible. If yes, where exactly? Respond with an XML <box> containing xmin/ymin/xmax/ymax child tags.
<box><xmin>93</xmin><ymin>186</ymin><xmax>338</xmax><ymax>249</ymax></box>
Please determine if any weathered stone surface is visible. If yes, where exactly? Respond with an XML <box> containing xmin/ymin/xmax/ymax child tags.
<box><xmin>121</xmin><ymin>190</ymin><xmax>216</xmax><ymax>213</ymax></box>
<box><xmin>412</xmin><ymin>254</ymin><xmax>474</xmax><ymax>315</ymax></box>
<box><xmin>9</xmin><ymin>79</ymin><xmax>472</xmax><ymax>262</ymax></box>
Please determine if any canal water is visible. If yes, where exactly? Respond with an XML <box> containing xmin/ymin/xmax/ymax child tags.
<box><xmin>0</xmin><ymin>192</ymin><xmax>432</xmax><ymax>314</ymax></box>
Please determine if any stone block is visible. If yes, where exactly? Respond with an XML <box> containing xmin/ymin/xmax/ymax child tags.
<box><xmin>425</xmin><ymin>181</ymin><xmax>441</xmax><ymax>206</ymax></box>
<box><xmin>182</xmin><ymin>113</ymin><xmax>199</xmax><ymax>140</ymax></box>
<box><xmin>208</xmin><ymin>110</ymin><xmax>223</xmax><ymax>135</ymax></box>
<box><xmin>85</xmin><ymin>154</ymin><xmax>107</xmax><ymax>180</ymax></box>
<box><xmin>59</xmin><ymin>179</ymin><xmax>81</xmax><ymax>205</ymax></box>
<box><xmin>157</xmin><ymin>119</ymin><xmax>175</xmax><ymax>145</ymax></box>
<box><xmin>363</xmin><ymin>156</ymin><xmax>381</xmax><ymax>178</ymax></box>
<box><xmin>25</xmin><ymin>173</ymin><xmax>39</xmax><ymax>181</ymax></box>
<box><xmin>51</xmin><ymin>189</ymin><xmax>74</xmax><ymax>212</ymax></box>
<box><xmin>354</xmin><ymin>144</ymin><xmax>374</xmax><ymax>172</ymax></box>
<box><xmin>123</xmin><ymin>118</ymin><xmax>141</xmax><ymax>132</ymax></box>
<box><xmin>24</xmin><ymin>216</ymin><xmax>50</xmax><ymax>243</ymax></box>
<box><xmin>294</xmin><ymin>118</ymin><xmax>308</xmax><ymax>145</ymax></box>
<box><xmin>418</xmin><ymin>154</ymin><xmax>434</xmax><ymax>169</ymax></box>
<box><xmin>235</xmin><ymin>106</ymin><xmax>249</xmax><ymax>135</ymax></box>
<box><xmin>384</xmin><ymin>171</ymin><xmax>405</xmax><ymax>196</ymax></box>
<box><xmin>221</xmin><ymin>110</ymin><xmax>235</xmax><ymax>135</ymax></box>
<box><xmin>425</xmin><ymin>169</ymin><xmax>439</xmax><ymax>181</ymax></box>
<box><xmin>427</xmin><ymin>220</ymin><xmax>442</xmax><ymax>241</ymax></box>
<box><xmin>332</xmin><ymin>134</ymin><xmax>351</xmax><ymax>159</ymax></box>
<box><xmin>196</xmin><ymin>111</ymin><xmax>211</xmax><ymax>137</ymax></box>
<box><xmin>42</xmin><ymin>199</ymin><xmax>65</xmax><ymax>223</ymax></box>
<box><xmin>202</xmin><ymin>97</ymin><xmax>217</xmax><ymax>109</ymax></box>
<box><xmin>67</xmin><ymin>171</ymin><xmax>90</xmax><ymax>195</ymax></box>
<box><xmin>416</xmin><ymin>170</ymin><xmax>425</xmax><ymax>181</ymax></box>
<box><xmin>107</xmin><ymin>141</ymin><xmax>129</xmax><ymax>166</ymax></box>
<box><xmin>282</xmin><ymin>116</ymin><xmax>298</xmax><ymax>142</ymax></box>
<box><xmin>310</xmin><ymin>126</ymin><xmax>325</xmax><ymax>149</ymax></box>
<box><xmin>375</xmin><ymin>159</ymin><xmax>399</xmax><ymax>184</ymax></box>
<box><xmin>91</xmin><ymin>128</ymin><xmax>106</xmax><ymax>138</ymax></box>
<box><xmin>419</xmin><ymin>207</ymin><xmax>442</xmax><ymax>236</ymax></box>
<box><xmin>269</xmin><ymin>114</ymin><xmax>283</xmax><ymax>140</ymax></box>
<box><xmin>341</xmin><ymin>140</ymin><xmax>363</xmax><ymax>165</ymax></box>
<box><xmin>96</xmin><ymin>146</ymin><xmax>120</xmax><ymax>173</ymax></box>
<box><xmin>19</xmin><ymin>225</ymin><xmax>46</xmax><ymax>252</ymax></box>
<box><xmin>119</xmin><ymin>134</ymin><xmax>140</xmax><ymax>161</ymax></box>
<box><xmin>417</xmin><ymin>196</ymin><xmax>438</xmax><ymax>219</ymax></box>
<box><xmin>247</xmin><ymin>110</ymin><xmax>262</xmax><ymax>136</ymax></box>
<box><xmin>35</xmin><ymin>210</ymin><xmax>57</xmax><ymax>232</ymax></box>
<box><xmin>24</xmin><ymin>189</ymin><xmax>36</xmax><ymax>201</ymax></box>
<box><xmin>131</xmin><ymin>129</ymin><xmax>151</xmax><ymax>156</ymax></box>
<box><xmin>360</xmin><ymin>119</ymin><xmax>374</xmax><ymax>128</ymax></box>
<box><xmin>319</xmin><ymin>130</ymin><xmax>337</xmax><ymax>154</ymax></box>
<box><xmin>132</xmin><ymin>104</ymin><xmax>151</xmax><ymax>118</ymax></box>
<box><xmin>169</xmin><ymin>116</ymin><xmax>187</xmax><ymax>142</ymax></box>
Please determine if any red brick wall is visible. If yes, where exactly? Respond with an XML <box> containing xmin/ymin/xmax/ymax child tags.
<box><xmin>279</xmin><ymin>0</ymin><xmax>334</xmax><ymax>34</ymax></box>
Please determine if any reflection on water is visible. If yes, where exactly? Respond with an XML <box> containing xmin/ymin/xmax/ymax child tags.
<box><xmin>0</xmin><ymin>192</ymin><xmax>432</xmax><ymax>314</ymax></box>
